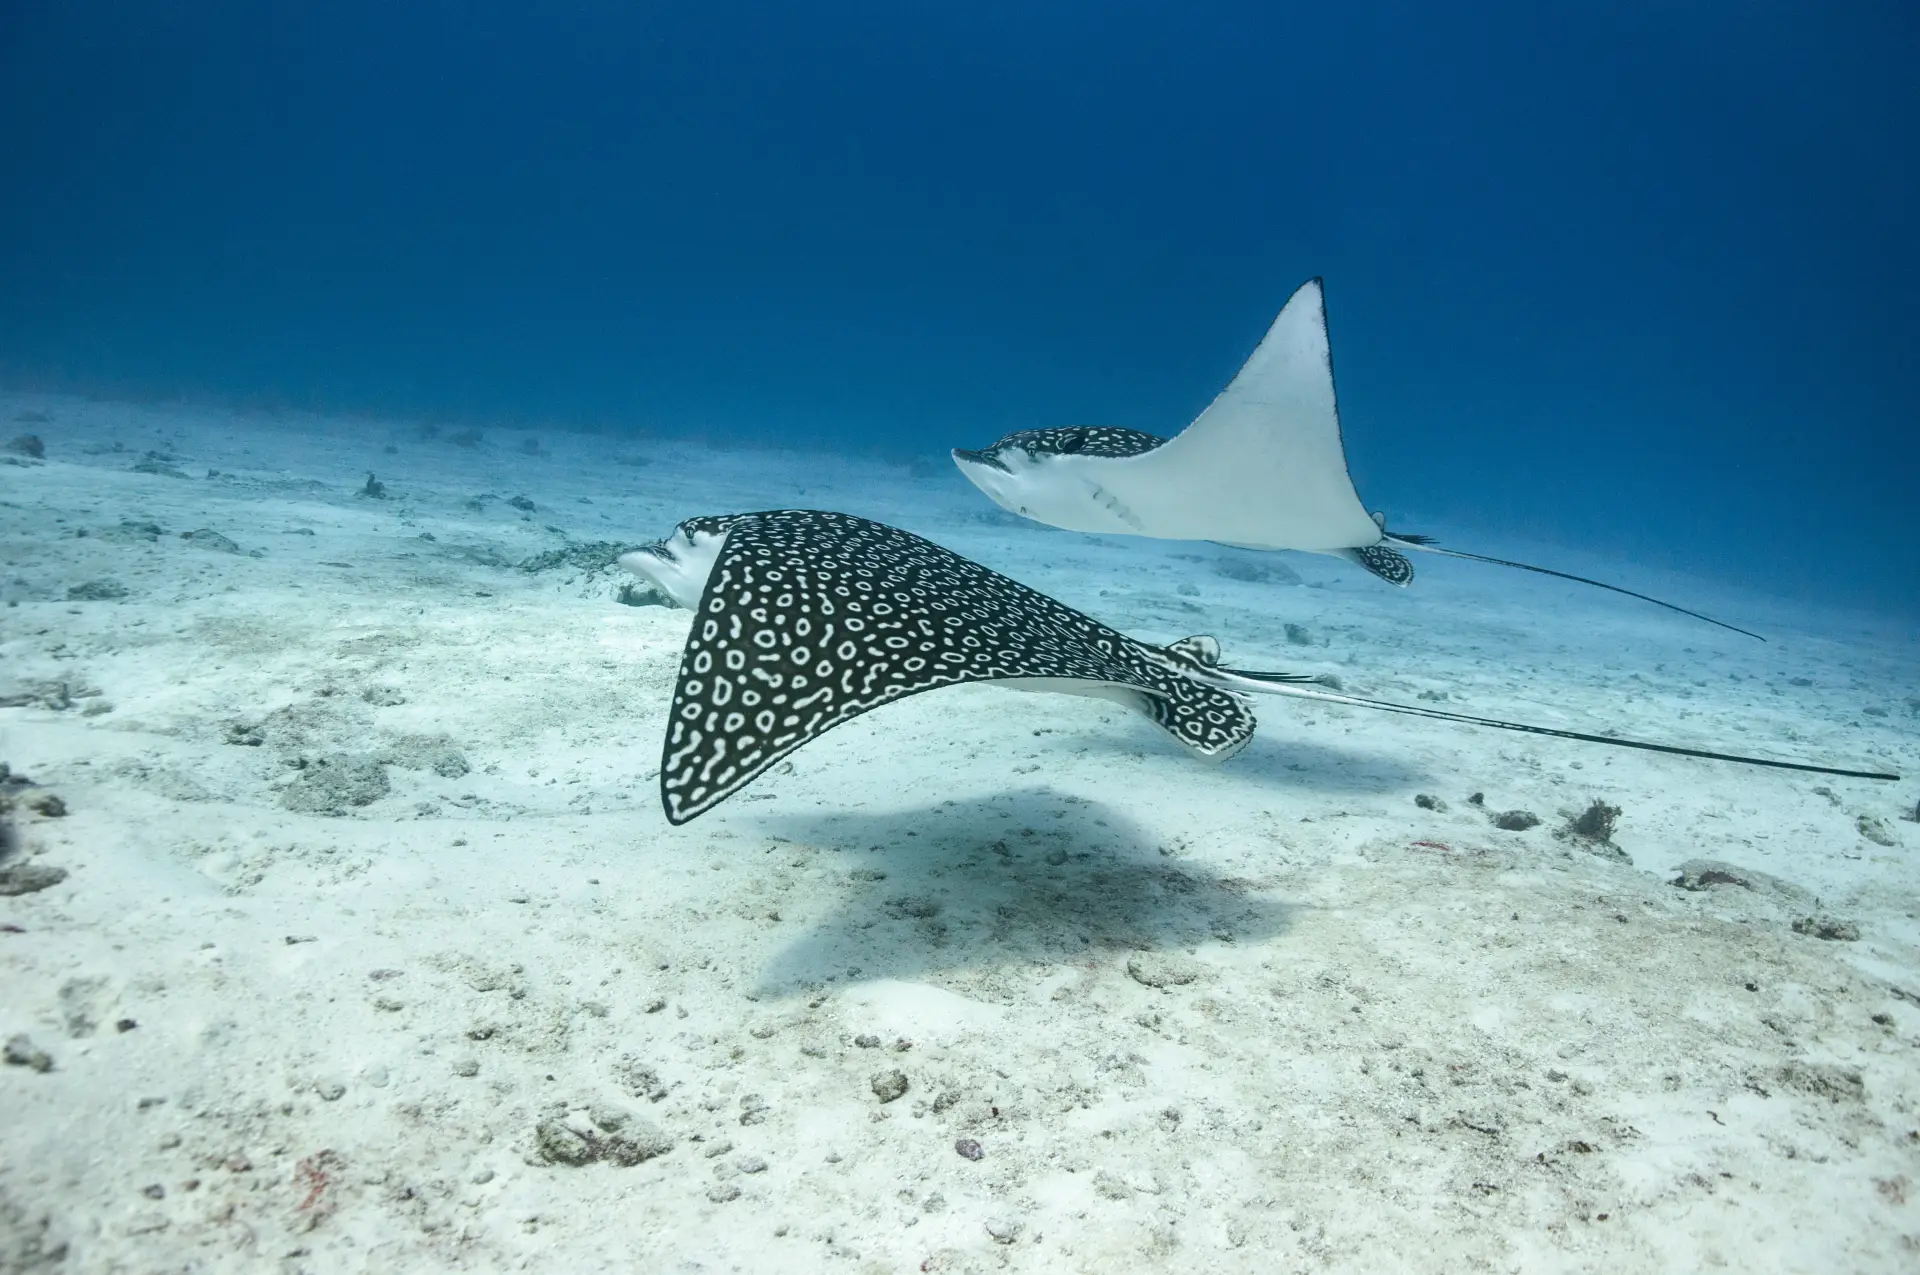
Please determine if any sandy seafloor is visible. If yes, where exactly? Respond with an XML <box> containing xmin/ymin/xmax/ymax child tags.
<box><xmin>1</xmin><ymin>393</ymin><xmax>1916</xmax><ymax>1275</ymax></box>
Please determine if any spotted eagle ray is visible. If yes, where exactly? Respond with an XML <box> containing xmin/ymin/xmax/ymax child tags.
<box><xmin>619</xmin><ymin>511</ymin><xmax>1891</xmax><ymax>824</ymax></box>
<box><xmin>951</xmin><ymin>278</ymin><xmax>1762</xmax><ymax>641</ymax></box>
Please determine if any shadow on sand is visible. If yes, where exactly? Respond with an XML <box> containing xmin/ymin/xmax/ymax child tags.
<box><xmin>746</xmin><ymin>786</ymin><xmax>1296</xmax><ymax>995</ymax></box>
<box><xmin>1053</xmin><ymin>723</ymin><xmax>1428</xmax><ymax>799</ymax></box>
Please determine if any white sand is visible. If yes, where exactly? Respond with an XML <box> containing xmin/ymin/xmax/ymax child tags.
<box><xmin>2</xmin><ymin>393</ymin><xmax>1916</xmax><ymax>1273</ymax></box>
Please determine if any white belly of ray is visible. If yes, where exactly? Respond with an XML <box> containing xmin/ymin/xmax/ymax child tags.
<box><xmin>961</xmin><ymin>455</ymin><xmax>1154</xmax><ymax>537</ymax></box>
<box><xmin>992</xmin><ymin>676</ymin><xmax>1159</xmax><ymax>714</ymax></box>
<box><xmin>957</xmin><ymin>279</ymin><xmax>1383</xmax><ymax>552</ymax></box>
<box><xmin>617</xmin><ymin>526</ymin><xmax>730</xmax><ymax>610</ymax></box>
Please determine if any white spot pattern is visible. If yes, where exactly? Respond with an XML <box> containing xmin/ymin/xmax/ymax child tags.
<box><xmin>959</xmin><ymin>425</ymin><xmax>1169</xmax><ymax>463</ymax></box>
<box><xmin>658</xmin><ymin>510</ymin><xmax>1254</xmax><ymax>824</ymax></box>
<box><xmin>1353</xmin><ymin>544</ymin><xmax>1415</xmax><ymax>586</ymax></box>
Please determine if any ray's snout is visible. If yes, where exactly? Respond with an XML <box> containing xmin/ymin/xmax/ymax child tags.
<box><xmin>618</xmin><ymin>523</ymin><xmax>731</xmax><ymax>610</ymax></box>
<box><xmin>616</xmin><ymin>542</ymin><xmax>677</xmax><ymax>601</ymax></box>
<box><xmin>952</xmin><ymin>446</ymin><xmax>1012</xmax><ymax>474</ymax></box>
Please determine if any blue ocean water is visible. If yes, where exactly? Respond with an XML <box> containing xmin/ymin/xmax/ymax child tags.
<box><xmin>2</xmin><ymin>0</ymin><xmax>1914</xmax><ymax>614</ymax></box>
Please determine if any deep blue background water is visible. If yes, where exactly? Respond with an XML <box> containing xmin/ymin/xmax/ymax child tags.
<box><xmin>3</xmin><ymin>2</ymin><xmax>1915</xmax><ymax>614</ymax></box>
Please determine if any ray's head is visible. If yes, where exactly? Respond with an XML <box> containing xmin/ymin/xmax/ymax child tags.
<box><xmin>952</xmin><ymin>426</ymin><xmax>1168</xmax><ymax>473</ymax></box>
<box><xmin>951</xmin><ymin>426</ymin><xmax>1171</xmax><ymax>516</ymax></box>
<box><xmin>617</xmin><ymin>514</ymin><xmax>739</xmax><ymax>610</ymax></box>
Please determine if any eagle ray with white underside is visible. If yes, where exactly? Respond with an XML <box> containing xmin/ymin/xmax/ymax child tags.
<box><xmin>621</xmin><ymin>512</ymin><xmax>1892</xmax><ymax>824</ymax></box>
<box><xmin>951</xmin><ymin>278</ymin><xmax>1763</xmax><ymax>640</ymax></box>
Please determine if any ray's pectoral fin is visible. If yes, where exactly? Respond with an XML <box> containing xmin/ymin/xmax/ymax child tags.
<box><xmin>1339</xmin><ymin>543</ymin><xmax>1415</xmax><ymax>587</ymax></box>
<box><xmin>655</xmin><ymin>509</ymin><xmax>1277</xmax><ymax>824</ymax></box>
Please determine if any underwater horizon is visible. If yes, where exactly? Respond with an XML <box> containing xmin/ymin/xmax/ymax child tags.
<box><xmin>2</xmin><ymin>0</ymin><xmax>1916</xmax><ymax>615</ymax></box>
<box><xmin>4</xmin><ymin>6</ymin><xmax>1920</xmax><ymax>1271</ymax></box>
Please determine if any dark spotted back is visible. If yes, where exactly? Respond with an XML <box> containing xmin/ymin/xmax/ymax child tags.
<box><xmin>660</xmin><ymin>510</ymin><xmax>1252</xmax><ymax>823</ymax></box>
<box><xmin>982</xmin><ymin>426</ymin><xmax>1169</xmax><ymax>460</ymax></box>
<box><xmin>677</xmin><ymin>514</ymin><xmax>747</xmax><ymax>537</ymax></box>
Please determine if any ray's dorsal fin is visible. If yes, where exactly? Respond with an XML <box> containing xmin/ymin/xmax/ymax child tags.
<box><xmin>1159</xmin><ymin>635</ymin><xmax>1318</xmax><ymax>684</ymax></box>
<box><xmin>1382</xmin><ymin>532</ymin><xmax>1765</xmax><ymax>642</ymax></box>
<box><xmin>1214</xmin><ymin>668</ymin><xmax>1898</xmax><ymax>782</ymax></box>
<box><xmin>1164</xmin><ymin>635</ymin><xmax>1222</xmax><ymax>666</ymax></box>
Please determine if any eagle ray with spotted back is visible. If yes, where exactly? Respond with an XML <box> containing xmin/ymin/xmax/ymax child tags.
<box><xmin>629</xmin><ymin>510</ymin><xmax>1257</xmax><ymax>825</ymax></box>
<box><xmin>951</xmin><ymin>277</ymin><xmax>1760</xmax><ymax>639</ymax></box>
